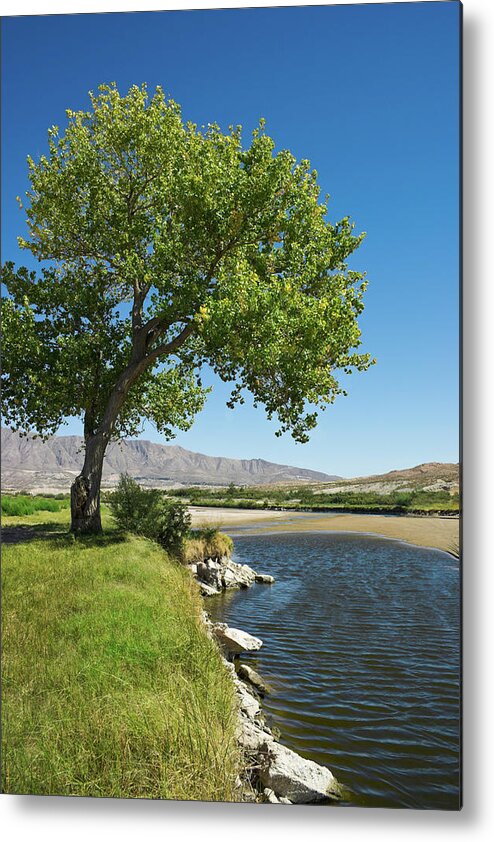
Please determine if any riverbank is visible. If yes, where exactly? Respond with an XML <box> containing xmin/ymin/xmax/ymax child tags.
<box><xmin>2</xmin><ymin>504</ymin><xmax>459</xmax><ymax>803</ymax></box>
<box><xmin>2</xmin><ymin>512</ymin><xmax>344</xmax><ymax>803</ymax></box>
<box><xmin>189</xmin><ymin>506</ymin><xmax>459</xmax><ymax>556</ymax></box>
<box><xmin>2</xmin><ymin>531</ymin><xmax>240</xmax><ymax>799</ymax></box>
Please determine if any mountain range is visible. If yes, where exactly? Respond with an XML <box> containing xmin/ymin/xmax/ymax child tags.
<box><xmin>1</xmin><ymin>428</ymin><xmax>341</xmax><ymax>493</ymax></box>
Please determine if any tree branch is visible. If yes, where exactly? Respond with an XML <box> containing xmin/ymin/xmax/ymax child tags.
<box><xmin>97</xmin><ymin>320</ymin><xmax>195</xmax><ymax>439</ymax></box>
<box><xmin>146</xmin><ymin>320</ymin><xmax>195</xmax><ymax>362</ymax></box>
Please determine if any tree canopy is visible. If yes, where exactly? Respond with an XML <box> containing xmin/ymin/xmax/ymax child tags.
<box><xmin>3</xmin><ymin>83</ymin><xmax>375</xmax><ymax>531</ymax></box>
<box><xmin>2</xmin><ymin>83</ymin><xmax>373</xmax><ymax>453</ymax></box>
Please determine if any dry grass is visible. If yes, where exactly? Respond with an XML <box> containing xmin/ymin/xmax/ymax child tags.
<box><xmin>182</xmin><ymin>526</ymin><xmax>233</xmax><ymax>564</ymax></box>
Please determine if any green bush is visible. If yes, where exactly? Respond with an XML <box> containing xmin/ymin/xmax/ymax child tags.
<box><xmin>153</xmin><ymin>498</ymin><xmax>192</xmax><ymax>557</ymax></box>
<box><xmin>108</xmin><ymin>474</ymin><xmax>191</xmax><ymax>556</ymax></box>
<box><xmin>107</xmin><ymin>474</ymin><xmax>150</xmax><ymax>533</ymax></box>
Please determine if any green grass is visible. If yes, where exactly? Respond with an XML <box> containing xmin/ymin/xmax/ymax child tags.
<box><xmin>1</xmin><ymin>501</ymin><xmax>114</xmax><ymax>530</ymax></box>
<box><xmin>2</xmin><ymin>527</ymin><xmax>240</xmax><ymax>800</ymax></box>
<box><xmin>1</xmin><ymin>493</ymin><xmax>70</xmax><ymax>517</ymax></box>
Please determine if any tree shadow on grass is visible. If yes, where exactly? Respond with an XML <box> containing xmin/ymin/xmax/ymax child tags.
<box><xmin>1</xmin><ymin>522</ymin><xmax>127</xmax><ymax>549</ymax></box>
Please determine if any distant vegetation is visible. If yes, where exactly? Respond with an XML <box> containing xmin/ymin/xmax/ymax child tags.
<box><xmin>2</xmin><ymin>481</ymin><xmax>459</xmax><ymax>522</ymax></box>
<box><xmin>167</xmin><ymin>484</ymin><xmax>460</xmax><ymax>515</ymax></box>
<box><xmin>1</xmin><ymin>494</ymin><xmax>70</xmax><ymax>517</ymax></box>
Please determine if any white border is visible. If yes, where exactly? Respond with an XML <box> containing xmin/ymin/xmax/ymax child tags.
<box><xmin>2</xmin><ymin>1</ymin><xmax>493</xmax><ymax>840</ymax></box>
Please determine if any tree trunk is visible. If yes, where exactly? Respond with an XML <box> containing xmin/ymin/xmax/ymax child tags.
<box><xmin>70</xmin><ymin>432</ymin><xmax>108</xmax><ymax>534</ymax></box>
<box><xmin>69</xmin><ymin>357</ymin><xmax>144</xmax><ymax>535</ymax></box>
<box><xmin>68</xmin><ymin>319</ymin><xmax>194</xmax><ymax>535</ymax></box>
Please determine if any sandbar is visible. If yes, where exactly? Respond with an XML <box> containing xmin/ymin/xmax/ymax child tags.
<box><xmin>189</xmin><ymin>506</ymin><xmax>459</xmax><ymax>556</ymax></box>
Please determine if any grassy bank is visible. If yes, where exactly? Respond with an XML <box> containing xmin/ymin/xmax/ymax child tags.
<box><xmin>2</xmin><ymin>528</ymin><xmax>240</xmax><ymax>799</ymax></box>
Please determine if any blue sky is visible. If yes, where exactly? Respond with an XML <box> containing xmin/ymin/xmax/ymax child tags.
<box><xmin>1</xmin><ymin>2</ymin><xmax>460</xmax><ymax>477</ymax></box>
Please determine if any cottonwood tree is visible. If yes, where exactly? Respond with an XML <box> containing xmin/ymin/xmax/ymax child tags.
<box><xmin>2</xmin><ymin>84</ymin><xmax>373</xmax><ymax>534</ymax></box>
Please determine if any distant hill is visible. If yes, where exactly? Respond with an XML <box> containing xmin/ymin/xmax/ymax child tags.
<box><xmin>0</xmin><ymin>429</ymin><xmax>341</xmax><ymax>493</ymax></box>
<box><xmin>302</xmin><ymin>461</ymin><xmax>460</xmax><ymax>496</ymax></box>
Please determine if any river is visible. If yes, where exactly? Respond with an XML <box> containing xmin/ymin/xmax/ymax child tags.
<box><xmin>207</xmin><ymin>532</ymin><xmax>461</xmax><ymax>810</ymax></box>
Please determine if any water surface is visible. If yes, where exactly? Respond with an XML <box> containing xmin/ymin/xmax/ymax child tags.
<box><xmin>208</xmin><ymin>532</ymin><xmax>460</xmax><ymax>809</ymax></box>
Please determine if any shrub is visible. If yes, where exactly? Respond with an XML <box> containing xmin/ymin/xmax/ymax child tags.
<box><xmin>108</xmin><ymin>474</ymin><xmax>152</xmax><ymax>532</ymax></box>
<box><xmin>152</xmin><ymin>498</ymin><xmax>192</xmax><ymax>557</ymax></box>
<box><xmin>108</xmin><ymin>474</ymin><xmax>191</xmax><ymax>556</ymax></box>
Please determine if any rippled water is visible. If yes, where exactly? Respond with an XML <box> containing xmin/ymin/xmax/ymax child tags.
<box><xmin>208</xmin><ymin>532</ymin><xmax>460</xmax><ymax>810</ymax></box>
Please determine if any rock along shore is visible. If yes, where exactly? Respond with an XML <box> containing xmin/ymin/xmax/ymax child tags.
<box><xmin>187</xmin><ymin>554</ymin><xmax>344</xmax><ymax>805</ymax></box>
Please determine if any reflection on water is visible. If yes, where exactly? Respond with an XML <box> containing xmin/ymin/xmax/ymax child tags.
<box><xmin>207</xmin><ymin>532</ymin><xmax>460</xmax><ymax>810</ymax></box>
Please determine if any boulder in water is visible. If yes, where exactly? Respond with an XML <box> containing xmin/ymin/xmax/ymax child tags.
<box><xmin>255</xmin><ymin>573</ymin><xmax>275</xmax><ymax>584</ymax></box>
<box><xmin>199</xmin><ymin>582</ymin><xmax>220</xmax><ymax>597</ymax></box>
<box><xmin>259</xmin><ymin>742</ymin><xmax>342</xmax><ymax>804</ymax></box>
<box><xmin>238</xmin><ymin>663</ymin><xmax>270</xmax><ymax>695</ymax></box>
<box><xmin>213</xmin><ymin>623</ymin><xmax>263</xmax><ymax>654</ymax></box>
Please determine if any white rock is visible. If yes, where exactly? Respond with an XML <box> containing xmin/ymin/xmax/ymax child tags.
<box><xmin>222</xmin><ymin>567</ymin><xmax>241</xmax><ymax>588</ymax></box>
<box><xmin>259</xmin><ymin>742</ymin><xmax>341</xmax><ymax>804</ymax></box>
<box><xmin>212</xmin><ymin>572</ymin><xmax>224</xmax><ymax>589</ymax></box>
<box><xmin>195</xmin><ymin>557</ymin><xmax>259</xmax><ymax>592</ymax></box>
<box><xmin>240</xmin><ymin>564</ymin><xmax>257</xmax><ymax>584</ymax></box>
<box><xmin>255</xmin><ymin>574</ymin><xmax>275</xmax><ymax>584</ymax></box>
<box><xmin>263</xmin><ymin>788</ymin><xmax>280</xmax><ymax>804</ymax></box>
<box><xmin>235</xmin><ymin>683</ymin><xmax>262</xmax><ymax>718</ymax></box>
<box><xmin>196</xmin><ymin>560</ymin><xmax>221</xmax><ymax>585</ymax></box>
<box><xmin>199</xmin><ymin>582</ymin><xmax>220</xmax><ymax>597</ymax></box>
<box><xmin>206</xmin><ymin>559</ymin><xmax>221</xmax><ymax>570</ymax></box>
<box><xmin>213</xmin><ymin>624</ymin><xmax>263</xmax><ymax>654</ymax></box>
<box><xmin>237</xmin><ymin>713</ymin><xmax>274</xmax><ymax>750</ymax></box>
<box><xmin>222</xmin><ymin>560</ymin><xmax>256</xmax><ymax>588</ymax></box>
<box><xmin>238</xmin><ymin>664</ymin><xmax>270</xmax><ymax>694</ymax></box>
<box><xmin>220</xmin><ymin>655</ymin><xmax>236</xmax><ymax>675</ymax></box>
<box><xmin>199</xmin><ymin>567</ymin><xmax>222</xmax><ymax>589</ymax></box>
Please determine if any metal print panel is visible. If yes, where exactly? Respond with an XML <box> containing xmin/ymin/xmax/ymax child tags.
<box><xmin>1</xmin><ymin>1</ymin><xmax>461</xmax><ymax>810</ymax></box>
